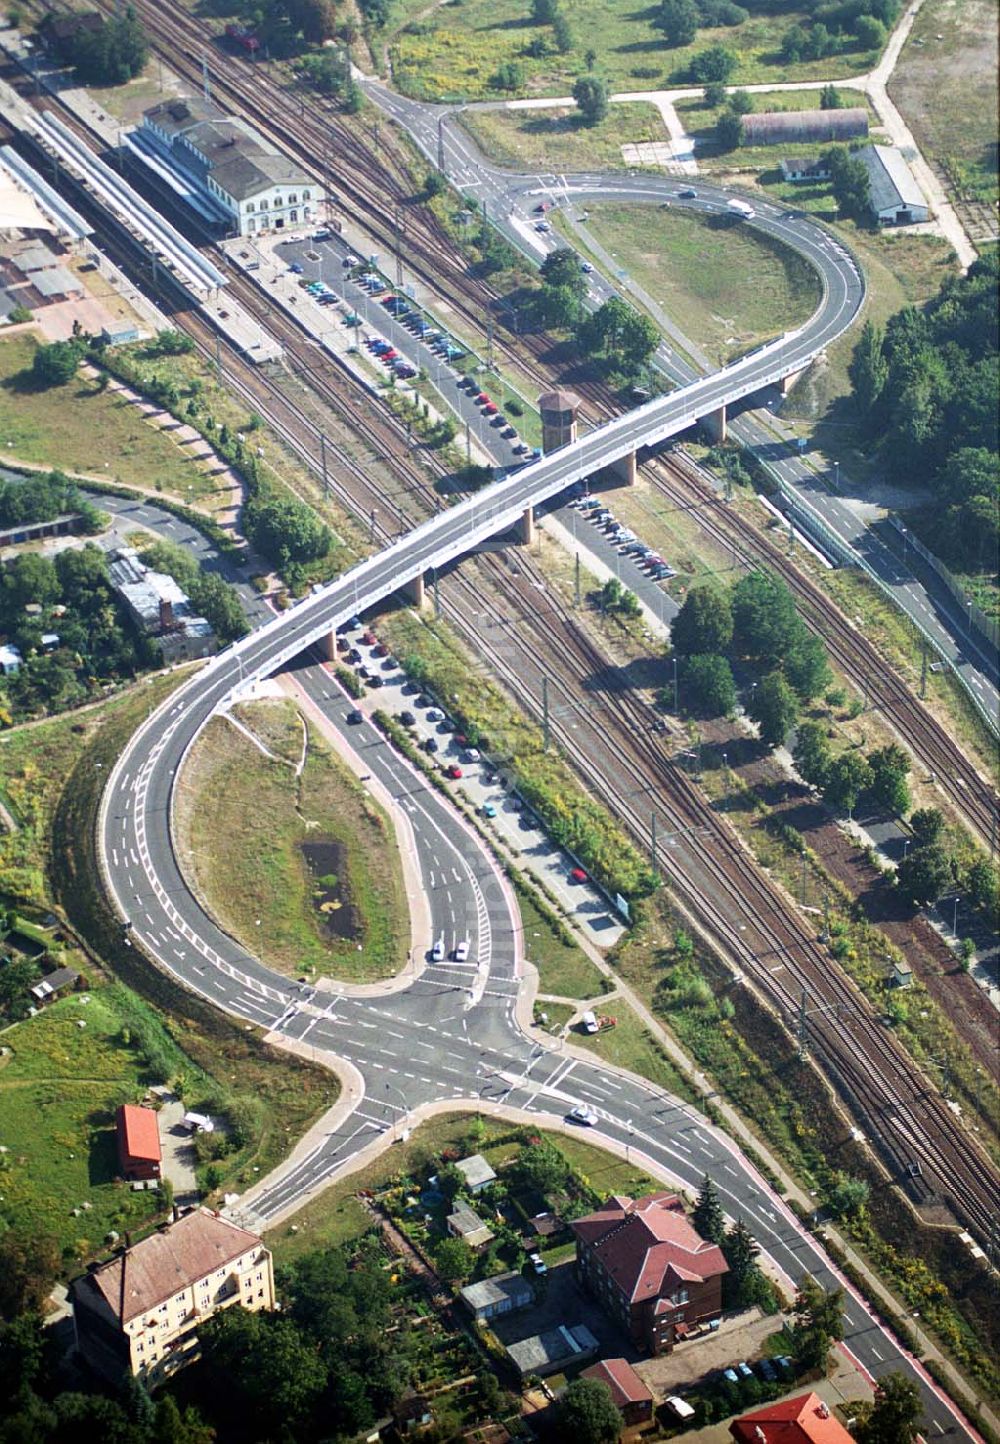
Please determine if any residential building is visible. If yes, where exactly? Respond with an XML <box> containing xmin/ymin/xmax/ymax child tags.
<box><xmin>454</xmin><ymin>1153</ymin><xmax>497</xmax><ymax>1193</ymax></box>
<box><xmin>117</xmin><ymin>1103</ymin><xmax>162</xmax><ymax>1182</ymax></box>
<box><xmin>140</xmin><ymin>98</ymin><xmax>323</xmax><ymax>237</ymax></box>
<box><xmin>459</xmin><ymin>1271</ymin><xmax>533</xmax><ymax>1322</ymax></box>
<box><xmin>0</xmin><ymin>643</ymin><xmax>22</xmax><ymax>675</ymax></box>
<box><xmin>571</xmin><ymin>1192</ymin><xmax>728</xmax><ymax>1355</ymax></box>
<box><xmin>730</xmin><ymin>1392</ymin><xmax>856</xmax><ymax>1444</ymax></box>
<box><xmin>506</xmin><ymin>1323</ymin><xmax>599</xmax><ymax>1377</ymax></box>
<box><xmin>779</xmin><ymin>157</ymin><xmax>833</xmax><ymax>184</ymax></box>
<box><xmin>70</xmin><ymin>1208</ymin><xmax>274</xmax><ymax>1387</ymax></box>
<box><xmin>446</xmin><ymin>1202</ymin><xmax>494</xmax><ymax>1250</ymax></box>
<box><xmin>29</xmin><ymin>964</ymin><xmax>81</xmax><ymax>1004</ymax></box>
<box><xmin>856</xmin><ymin>145</ymin><xmax>929</xmax><ymax>224</ymax></box>
<box><xmin>740</xmin><ymin>109</ymin><xmax>868</xmax><ymax>147</ymax></box>
<box><xmin>581</xmin><ymin>1359</ymin><xmax>655</xmax><ymax>1428</ymax></box>
<box><xmin>107</xmin><ymin>547</ymin><xmax>215</xmax><ymax>663</ymax></box>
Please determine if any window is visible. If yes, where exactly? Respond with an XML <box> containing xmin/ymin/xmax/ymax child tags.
<box><xmin>290</xmin><ymin>210</ymin><xmax>298</xmax><ymax>223</ymax></box>
<box><xmin>303</xmin><ymin>190</ymin><xmax>311</xmax><ymax>200</ymax></box>
<box><xmin>289</xmin><ymin>193</ymin><xmax>297</xmax><ymax>204</ymax></box>
<box><xmin>159</xmin><ymin>1304</ymin><xmax>168</xmax><ymax>1313</ymax></box>
<box><xmin>259</xmin><ymin>198</ymin><xmax>268</xmax><ymax>210</ymax></box>
<box><xmin>248</xmin><ymin>219</ymin><xmax>255</xmax><ymax>232</ymax></box>
<box><xmin>247</xmin><ymin>201</ymin><xmax>255</xmax><ymax>213</ymax></box>
<box><xmin>256</xmin><ymin>1272</ymin><xmax>263</xmax><ymax>1282</ymax></box>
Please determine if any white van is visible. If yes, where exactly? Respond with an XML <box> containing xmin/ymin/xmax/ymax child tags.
<box><xmin>666</xmin><ymin>1397</ymin><xmax>695</xmax><ymax>1420</ymax></box>
<box><xmin>581</xmin><ymin>1010</ymin><xmax>599</xmax><ymax>1034</ymax></box>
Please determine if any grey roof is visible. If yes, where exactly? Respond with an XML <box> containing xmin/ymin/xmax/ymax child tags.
<box><xmin>506</xmin><ymin>1323</ymin><xmax>599</xmax><ymax>1376</ymax></box>
<box><xmin>11</xmin><ymin>244</ymin><xmax>56</xmax><ymax>273</ymax></box>
<box><xmin>30</xmin><ymin>965</ymin><xmax>80</xmax><ymax>999</ymax></box>
<box><xmin>460</xmin><ymin>1271</ymin><xmax>533</xmax><ymax>1313</ymax></box>
<box><xmin>856</xmin><ymin>144</ymin><xmax>927</xmax><ymax>214</ymax></box>
<box><xmin>109</xmin><ymin>547</ymin><xmax>192</xmax><ymax>625</ymax></box>
<box><xmin>0</xmin><ymin>147</ymin><xmax>92</xmax><ymax>239</ymax></box>
<box><xmin>144</xmin><ymin>96</ymin><xmax>227</xmax><ymax>142</ymax></box>
<box><xmin>143</xmin><ymin>100</ymin><xmax>314</xmax><ymax>202</ymax></box>
<box><xmin>31</xmin><ymin>266</ymin><xmax>83</xmax><ymax>297</ymax></box>
<box><xmin>447</xmin><ymin>1203</ymin><xmax>494</xmax><ymax>1245</ymax></box>
<box><xmin>740</xmin><ymin>108</ymin><xmax>868</xmax><ymax>145</ymax></box>
<box><xmin>455</xmin><ymin>1154</ymin><xmax>497</xmax><ymax>1188</ymax></box>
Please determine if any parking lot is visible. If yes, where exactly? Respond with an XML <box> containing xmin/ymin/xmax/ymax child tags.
<box><xmin>331</xmin><ymin>618</ymin><xmax>624</xmax><ymax>949</ymax></box>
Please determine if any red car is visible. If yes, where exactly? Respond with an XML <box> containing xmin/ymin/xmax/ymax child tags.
<box><xmin>372</xmin><ymin>643</ymin><xmax>389</xmax><ymax>657</ymax></box>
<box><xmin>382</xmin><ymin>348</ymin><xmax>398</xmax><ymax>361</ymax></box>
<box><xmin>569</xmin><ymin>867</ymin><xmax>588</xmax><ymax>884</ymax></box>
<box><xmin>482</xmin><ymin>402</ymin><xmax>498</xmax><ymax>415</ymax></box>
<box><xmin>362</xmin><ymin>631</ymin><xmax>377</xmax><ymax>646</ymax></box>
<box><xmin>445</xmin><ymin>764</ymin><xmax>463</xmax><ymax>780</ymax></box>
<box><xmin>476</xmin><ymin>392</ymin><xmax>491</xmax><ymax>405</ymax></box>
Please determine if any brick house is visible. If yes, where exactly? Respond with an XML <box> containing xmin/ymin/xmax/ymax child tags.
<box><xmin>116</xmin><ymin>1103</ymin><xmax>161</xmax><ymax>1182</ymax></box>
<box><xmin>71</xmin><ymin>1208</ymin><xmax>274</xmax><ymax>1388</ymax></box>
<box><xmin>571</xmin><ymin>1193</ymin><xmax>728</xmax><ymax>1355</ymax></box>
<box><xmin>581</xmin><ymin>1358</ymin><xmax>654</xmax><ymax>1428</ymax></box>
<box><xmin>730</xmin><ymin>1393</ymin><xmax>856</xmax><ymax>1444</ymax></box>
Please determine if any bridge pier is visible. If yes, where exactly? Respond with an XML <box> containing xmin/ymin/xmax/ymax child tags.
<box><xmin>401</xmin><ymin>572</ymin><xmax>426</xmax><ymax>608</ymax></box>
<box><xmin>612</xmin><ymin>449</ymin><xmax>637</xmax><ymax>486</ymax></box>
<box><xmin>315</xmin><ymin>629</ymin><xmax>337</xmax><ymax>663</ymax></box>
<box><xmin>779</xmin><ymin>367</ymin><xmax>806</xmax><ymax>397</ymax></box>
<box><xmin>518</xmin><ymin>505</ymin><xmax>535</xmax><ymax>546</ymax></box>
<box><xmin>703</xmin><ymin>405</ymin><xmax>727</xmax><ymax>444</ymax></box>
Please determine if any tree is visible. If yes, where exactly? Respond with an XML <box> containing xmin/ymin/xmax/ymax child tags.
<box><xmin>199</xmin><ymin>1308</ymin><xmax>327</xmax><ymax>1436</ymax></box>
<box><xmin>0</xmin><ymin>956</ymin><xmax>41</xmax><ymax>1023</ymax></box>
<box><xmin>515</xmin><ymin>1137</ymin><xmax>570</xmax><ymax>1195</ymax></box>
<box><xmin>434</xmin><ymin>1236</ymin><xmax>474</xmax><ymax>1283</ymax></box>
<box><xmin>748</xmin><ymin>671</ymin><xmax>799</xmax><ymax>750</ymax></box>
<box><xmin>854</xmin><ymin>13</ymin><xmax>886</xmax><ymax>48</ymax></box>
<box><xmin>532</xmin><ymin>0</ymin><xmax>559</xmax><ymax>19</ymax></box>
<box><xmin>492</xmin><ymin>59</ymin><xmax>524</xmax><ymax>91</ymax></box>
<box><xmin>65</xmin><ymin>11</ymin><xmax>149</xmax><ymax>85</ymax></box>
<box><xmin>781</xmin><ymin>23</ymin><xmax>808</xmax><ymax>60</ymax></box>
<box><xmin>657</xmin><ymin>0</ymin><xmax>699</xmax><ymax>47</ymax></box>
<box><xmin>689</xmin><ymin>44</ymin><xmax>737</xmax><ymax>83</ymax></box>
<box><xmin>540</xmin><ymin>247</ymin><xmax>588</xmax><ymax>295</ymax></box>
<box><xmin>578</xmin><ymin>296</ymin><xmax>659</xmax><ymax>377</ymax></box>
<box><xmin>150</xmin><ymin>1396</ymin><xmax>216</xmax><ymax>1444</ymax></box>
<box><xmin>693</xmin><ymin>1174</ymin><xmax>726</xmax><ymax>1243</ymax></box>
<box><xmin>824</xmin><ymin>146</ymin><xmax>872</xmax><ymax>222</ymax></box>
<box><xmin>825</xmin><ymin>1173</ymin><xmax>870</xmax><ymax>1220</ymax></box>
<box><xmin>716</xmin><ymin>109</ymin><xmax>743</xmax><ymax>150</ymax></box>
<box><xmin>670</xmin><ymin>582</ymin><xmax>733</xmax><ymax>656</ymax></box>
<box><xmin>559</xmin><ymin>1377</ymin><xmax>622</xmax><ymax>1444</ymax></box>
<box><xmin>896</xmin><ymin>844</ymin><xmax>952</xmax><ymax>908</ymax></box>
<box><xmin>30</xmin><ymin>340</ymin><xmax>81</xmax><ymax>387</ymax></box>
<box><xmin>793</xmin><ymin>721</ymin><xmax>833</xmax><ymax>788</ymax></box>
<box><xmin>680</xmin><ymin>653</ymin><xmax>736</xmax><ymax>718</ymax></box>
<box><xmin>910</xmin><ymin>806</ymin><xmax>944</xmax><ymax>848</ymax></box>
<box><xmin>704</xmin><ymin>79</ymin><xmax>727</xmax><ymax>107</ymax></box>
<box><xmin>867</xmin><ymin>743</ymin><xmax>910</xmax><ymax>815</ymax></box>
<box><xmin>551</xmin><ymin>9</ymin><xmax>572</xmax><ymax>51</ymax></box>
<box><xmin>531</xmin><ymin>284</ymin><xmax>585</xmax><ymax>330</ymax></box>
<box><xmin>783</xmin><ymin>627</ymin><xmax>831</xmax><ymax>701</ymax></box>
<box><xmin>0</xmin><ymin>1311</ymin><xmax>44</xmax><ymax>1399</ymax></box>
<box><xmin>584</xmin><ymin>47</ymin><xmax>597</xmax><ymax>69</ymax></box>
<box><xmin>944</xmin><ymin>446</ymin><xmax>998</xmax><ymax>504</ymax></box>
<box><xmin>722</xmin><ymin>1218</ymin><xmax>765</xmax><ymax>1307</ymax></box>
<box><xmin>728</xmin><ymin>88</ymin><xmax>753</xmax><ymax>114</ymax></box>
<box><xmin>573</xmin><ymin>74</ymin><xmax>609</xmax><ymax>125</ymax></box>
<box><xmin>855</xmin><ymin>1372</ymin><xmax>922</xmax><ymax>1444</ymax></box>
<box><xmin>731</xmin><ymin>568</ymin><xmax>799</xmax><ymax>661</ymax></box>
<box><xmin>4</xmin><ymin>552</ymin><xmax>60</xmax><ymax>611</ymax></box>
<box><xmin>822</xmin><ymin>751</ymin><xmax>873</xmax><ymax>817</ymax></box>
<box><xmin>245</xmin><ymin>493</ymin><xmax>330</xmax><ymax>568</ymax></box>
<box><xmin>820</xmin><ymin>82</ymin><xmax>844</xmax><ymax>109</ymax></box>
<box><xmin>848</xmin><ymin>319</ymin><xmax>889</xmax><ymax>420</ymax></box>
<box><xmin>965</xmin><ymin>857</ymin><xmax>998</xmax><ymax>918</ymax></box>
<box><xmin>0</xmin><ymin>1227</ymin><xmax>60</xmax><ymax>1320</ymax></box>
<box><xmin>792</xmin><ymin>1277</ymin><xmax>844</xmax><ymax>1370</ymax></box>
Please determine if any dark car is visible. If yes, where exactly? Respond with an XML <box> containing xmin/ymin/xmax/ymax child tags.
<box><xmin>415</xmin><ymin>694</ymin><xmax>431</xmax><ymax>708</ymax></box>
<box><xmin>346</xmin><ymin>709</ymin><xmax>363</xmax><ymax>724</ymax></box>
<box><xmin>423</xmin><ymin>737</ymin><xmax>439</xmax><ymax>753</ymax></box>
<box><xmin>368</xmin><ymin>674</ymin><xmax>383</xmax><ymax>688</ymax></box>
<box><xmin>346</xmin><ymin>648</ymin><xmax>362</xmax><ymax>664</ymax></box>
<box><xmin>400</xmin><ymin>710</ymin><xmax>416</xmax><ymax>726</ymax></box>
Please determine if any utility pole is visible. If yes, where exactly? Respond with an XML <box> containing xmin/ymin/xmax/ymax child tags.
<box><xmin>672</xmin><ymin>654</ymin><xmax>679</xmax><ymax>715</ymax></box>
<box><xmin>820</xmin><ymin>893</ymin><xmax>830</xmax><ymax>943</ymax></box>
<box><xmin>214</xmin><ymin>330</ymin><xmax>222</xmax><ymax>379</ymax></box>
<box><xmin>542</xmin><ymin>676</ymin><xmax>550</xmax><ymax>752</ymax></box>
<box><xmin>574</xmin><ymin>552</ymin><xmax>582</xmax><ymax>607</ymax></box>
<box><xmin>368</xmin><ymin>508</ymin><xmax>377</xmax><ymax>544</ymax></box>
<box><xmin>920</xmin><ymin>642</ymin><xmax>927</xmax><ymax>699</ymax></box>
<box><xmin>465</xmin><ymin>422</ymin><xmax>472</xmax><ymax>465</ymax></box>
<box><xmin>798</xmin><ymin>986</ymin><xmax>809</xmax><ymax>1059</ymax></box>
<box><xmin>800</xmin><ymin>852</ymin><xmax>808</xmax><ymax>906</ymax></box>
<box><xmin>201</xmin><ymin>54</ymin><xmax>211</xmax><ymax>103</ymax></box>
<box><xmin>486</xmin><ymin>320</ymin><xmax>495</xmax><ymax>372</ymax></box>
<box><xmin>319</xmin><ymin>433</ymin><xmax>328</xmax><ymax>495</ymax></box>
<box><xmin>393</xmin><ymin>207</ymin><xmax>403</xmax><ymax>290</ymax></box>
<box><xmin>650</xmin><ymin>813</ymin><xmax>658</xmax><ymax>874</ymax></box>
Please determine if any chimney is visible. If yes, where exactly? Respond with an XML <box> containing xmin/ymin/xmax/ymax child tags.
<box><xmin>159</xmin><ymin>597</ymin><xmax>174</xmax><ymax>631</ymax></box>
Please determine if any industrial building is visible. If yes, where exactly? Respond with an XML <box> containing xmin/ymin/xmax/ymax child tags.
<box><xmin>70</xmin><ymin>1208</ymin><xmax>275</xmax><ymax>1387</ymax></box>
<box><xmin>856</xmin><ymin>144</ymin><xmax>929</xmax><ymax>224</ymax></box>
<box><xmin>740</xmin><ymin>108</ymin><xmax>868</xmax><ymax>147</ymax></box>
<box><xmin>138</xmin><ymin>97</ymin><xmax>322</xmax><ymax>237</ymax></box>
<box><xmin>108</xmin><ymin>547</ymin><xmax>214</xmax><ymax>662</ymax></box>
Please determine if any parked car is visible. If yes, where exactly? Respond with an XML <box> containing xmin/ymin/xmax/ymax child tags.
<box><xmin>431</xmin><ymin>937</ymin><xmax>445</xmax><ymax>961</ymax></box>
<box><xmin>289</xmin><ymin>262</ymin><xmax>304</xmax><ymax>274</ymax></box>
<box><xmin>400</xmin><ymin>710</ymin><xmax>416</xmax><ymax>726</ymax></box>
<box><xmin>464</xmin><ymin>748</ymin><xmax>481</xmax><ymax>762</ymax></box>
<box><xmin>757</xmin><ymin>1359</ymin><xmax>777</xmax><ymax>1382</ymax></box>
<box><xmin>736</xmin><ymin>1362</ymin><xmax>753</xmax><ymax>1380</ymax></box>
<box><xmin>424</xmin><ymin>737</ymin><xmax>439</xmax><ymax>753</ymax></box>
<box><xmin>481</xmin><ymin>802</ymin><xmax>497</xmax><ymax>818</ymax></box>
<box><xmin>362</xmin><ymin>631</ymin><xmax>377</xmax><ymax>645</ymax></box>
<box><xmin>445</xmin><ymin>764</ymin><xmax>463</xmax><ymax>779</ymax></box>
<box><xmin>569</xmin><ymin>867</ymin><xmax>588</xmax><ymax>884</ymax></box>
<box><xmin>528</xmin><ymin>1252</ymin><xmax>547</xmax><ymax>1276</ymax></box>
<box><xmin>426</xmin><ymin>707</ymin><xmax>444</xmax><ymax>721</ymax></box>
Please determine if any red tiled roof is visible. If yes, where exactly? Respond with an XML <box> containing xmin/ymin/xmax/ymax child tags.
<box><xmin>117</xmin><ymin>1104</ymin><xmax>161</xmax><ymax>1164</ymax></box>
<box><xmin>76</xmin><ymin>1208</ymin><xmax>265</xmax><ymax>1325</ymax></box>
<box><xmin>730</xmin><ymin>1393</ymin><xmax>855</xmax><ymax>1444</ymax></box>
<box><xmin>582</xmin><ymin>1358</ymin><xmax>653</xmax><ymax>1408</ymax></box>
<box><xmin>571</xmin><ymin>1193</ymin><xmax>728</xmax><ymax>1304</ymax></box>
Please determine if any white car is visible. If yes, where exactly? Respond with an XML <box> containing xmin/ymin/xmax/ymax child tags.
<box><xmin>431</xmin><ymin>937</ymin><xmax>445</xmax><ymax>961</ymax></box>
<box><xmin>568</xmin><ymin>1104</ymin><xmax>598</xmax><ymax>1126</ymax></box>
<box><xmin>581</xmin><ymin>261</ymin><xmax>594</xmax><ymax>273</ymax></box>
<box><xmin>426</xmin><ymin>707</ymin><xmax>444</xmax><ymax>721</ymax></box>
<box><xmin>535</xmin><ymin>220</ymin><xmax>551</xmax><ymax>232</ymax></box>
<box><xmin>464</xmin><ymin>748</ymin><xmax>481</xmax><ymax>763</ymax></box>
<box><xmin>454</xmin><ymin>940</ymin><xmax>470</xmax><ymax>962</ymax></box>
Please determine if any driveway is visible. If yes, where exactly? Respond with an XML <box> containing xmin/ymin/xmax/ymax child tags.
<box><xmin>155</xmin><ymin>1091</ymin><xmax>200</xmax><ymax>1202</ymax></box>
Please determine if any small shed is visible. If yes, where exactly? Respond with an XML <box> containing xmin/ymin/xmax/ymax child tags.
<box><xmin>892</xmin><ymin>960</ymin><xmax>914</xmax><ymax>989</ymax></box>
<box><xmin>29</xmin><ymin>965</ymin><xmax>80</xmax><ymax>1003</ymax></box>
<box><xmin>460</xmin><ymin>1271</ymin><xmax>533</xmax><ymax>1322</ymax></box>
<box><xmin>454</xmin><ymin>1153</ymin><xmax>496</xmax><ymax>1193</ymax></box>
<box><xmin>581</xmin><ymin>1359</ymin><xmax>654</xmax><ymax>1428</ymax></box>
<box><xmin>446</xmin><ymin>1203</ymin><xmax>494</xmax><ymax>1250</ymax></box>
<box><xmin>0</xmin><ymin>644</ymin><xmax>22</xmax><ymax>675</ymax></box>
<box><xmin>506</xmin><ymin>1323</ymin><xmax>599</xmax><ymax>1377</ymax></box>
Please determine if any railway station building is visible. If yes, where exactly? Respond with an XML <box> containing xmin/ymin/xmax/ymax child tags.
<box><xmin>140</xmin><ymin>98</ymin><xmax>323</xmax><ymax>238</ymax></box>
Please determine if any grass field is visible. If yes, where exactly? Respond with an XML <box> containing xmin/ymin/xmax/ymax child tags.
<box><xmin>459</xmin><ymin>102</ymin><xmax>667</xmax><ymax>173</ymax></box>
<box><xmin>890</xmin><ymin>0</ymin><xmax>998</xmax><ymax>211</ymax></box>
<box><xmin>572</xmin><ymin>1000</ymin><xmax>694</xmax><ymax>1101</ymax></box>
<box><xmin>673</xmin><ymin>88</ymin><xmax>878</xmax><ymax>176</ymax></box>
<box><xmin>572</xmin><ymin>202</ymin><xmax>821</xmax><ymax>365</ymax></box>
<box><xmin>518</xmin><ymin>890</ymin><xmax>609</xmax><ymax>1000</ymax></box>
<box><xmin>0</xmin><ymin>335</ymin><xmax>207</xmax><ymax>499</ymax></box>
<box><xmin>267</xmin><ymin>1112</ymin><xmax>660</xmax><ymax>1264</ymax></box>
<box><xmin>175</xmin><ymin>700</ymin><xmax>408</xmax><ymax>982</ymax></box>
<box><xmin>0</xmin><ymin>984</ymin><xmax>204</xmax><ymax>1260</ymax></box>
<box><xmin>386</xmin><ymin>0</ymin><xmax>884</xmax><ymax>101</ymax></box>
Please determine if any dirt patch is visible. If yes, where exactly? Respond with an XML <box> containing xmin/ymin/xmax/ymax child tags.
<box><xmin>300</xmin><ymin>837</ymin><xmax>360</xmax><ymax>943</ymax></box>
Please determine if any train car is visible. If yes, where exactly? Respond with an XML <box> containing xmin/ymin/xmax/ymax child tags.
<box><xmin>225</xmin><ymin>22</ymin><xmax>260</xmax><ymax>53</ymax></box>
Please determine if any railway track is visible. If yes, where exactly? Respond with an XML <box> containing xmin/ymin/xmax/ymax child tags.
<box><xmin>23</xmin><ymin>39</ymin><xmax>999</xmax><ymax>1236</ymax></box>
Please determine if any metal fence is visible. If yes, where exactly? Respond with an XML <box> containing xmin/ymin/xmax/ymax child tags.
<box><xmin>886</xmin><ymin>515</ymin><xmax>1000</xmax><ymax>654</ymax></box>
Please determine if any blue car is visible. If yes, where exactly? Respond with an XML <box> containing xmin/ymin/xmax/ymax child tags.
<box><xmin>289</xmin><ymin>262</ymin><xmax>304</xmax><ymax>274</ymax></box>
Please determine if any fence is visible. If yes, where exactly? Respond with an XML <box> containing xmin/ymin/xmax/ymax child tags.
<box><xmin>885</xmin><ymin>515</ymin><xmax>1000</xmax><ymax>655</ymax></box>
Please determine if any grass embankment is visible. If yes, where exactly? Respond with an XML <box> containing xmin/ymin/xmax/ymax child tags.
<box><xmin>387</xmin><ymin>0</ymin><xmax>884</xmax><ymax>101</ymax></box>
<box><xmin>459</xmin><ymin>103</ymin><xmax>668</xmax><ymax>173</ymax></box>
<box><xmin>571</xmin><ymin>203</ymin><xmax>821</xmax><ymax>366</ymax></box>
<box><xmin>518</xmin><ymin>889</ymin><xmax>609</xmax><ymax>1000</ymax></box>
<box><xmin>573</xmin><ymin>1000</ymin><xmax>696</xmax><ymax>1102</ymax></box>
<box><xmin>0</xmin><ymin>335</ymin><xmax>203</xmax><ymax>499</ymax></box>
<box><xmin>890</xmin><ymin>0</ymin><xmax>998</xmax><ymax>211</ymax></box>
<box><xmin>267</xmin><ymin>1112</ymin><xmax>660</xmax><ymax>1264</ymax></box>
<box><xmin>175</xmin><ymin>700</ymin><xmax>409</xmax><ymax>982</ymax></box>
<box><xmin>378</xmin><ymin>608</ymin><xmax>655</xmax><ymax>902</ymax></box>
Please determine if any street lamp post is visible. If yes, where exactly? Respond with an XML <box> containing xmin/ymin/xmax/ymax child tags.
<box><xmin>385</xmin><ymin>1081</ymin><xmax>408</xmax><ymax>1142</ymax></box>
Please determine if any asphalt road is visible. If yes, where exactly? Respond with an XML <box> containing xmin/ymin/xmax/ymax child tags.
<box><xmin>363</xmin><ymin>80</ymin><xmax>998</xmax><ymax>728</ymax></box>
